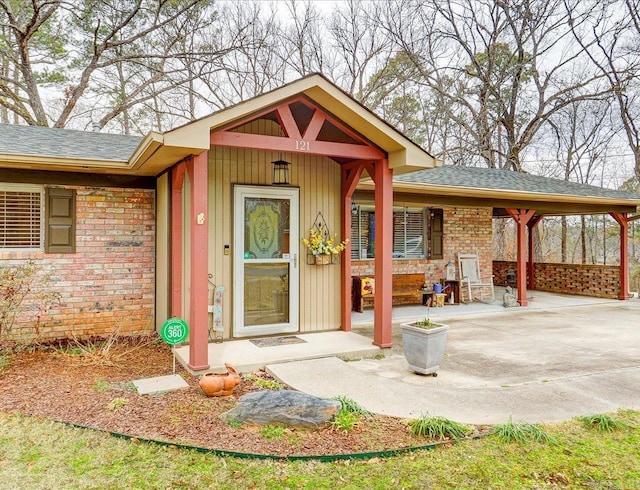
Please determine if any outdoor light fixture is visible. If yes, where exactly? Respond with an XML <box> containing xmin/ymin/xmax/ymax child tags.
<box><xmin>271</xmin><ymin>159</ymin><xmax>290</xmax><ymax>185</ymax></box>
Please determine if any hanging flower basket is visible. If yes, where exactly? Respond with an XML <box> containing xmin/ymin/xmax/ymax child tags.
<box><xmin>308</xmin><ymin>254</ymin><xmax>331</xmax><ymax>265</ymax></box>
<box><xmin>302</xmin><ymin>212</ymin><xmax>348</xmax><ymax>266</ymax></box>
<box><xmin>306</xmin><ymin>253</ymin><xmax>341</xmax><ymax>265</ymax></box>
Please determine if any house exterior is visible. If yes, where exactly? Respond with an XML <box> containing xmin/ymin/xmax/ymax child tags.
<box><xmin>1</xmin><ymin>74</ymin><xmax>639</xmax><ymax>371</ymax></box>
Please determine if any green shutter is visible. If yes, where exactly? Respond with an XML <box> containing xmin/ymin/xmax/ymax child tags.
<box><xmin>430</xmin><ymin>208</ymin><xmax>443</xmax><ymax>259</ymax></box>
<box><xmin>45</xmin><ymin>188</ymin><xmax>76</xmax><ymax>253</ymax></box>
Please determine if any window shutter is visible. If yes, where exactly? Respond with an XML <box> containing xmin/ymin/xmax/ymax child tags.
<box><xmin>430</xmin><ymin>208</ymin><xmax>443</xmax><ymax>259</ymax></box>
<box><xmin>45</xmin><ymin>188</ymin><xmax>76</xmax><ymax>253</ymax></box>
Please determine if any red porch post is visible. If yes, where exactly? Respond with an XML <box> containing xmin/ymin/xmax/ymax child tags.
<box><xmin>373</xmin><ymin>159</ymin><xmax>393</xmax><ymax>347</ymax></box>
<box><xmin>171</xmin><ymin>163</ymin><xmax>185</xmax><ymax>318</ymax></box>
<box><xmin>610</xmin><ymin>212</ymin><xmax>630</xmax><ymax>300</ymax></box>
<box><xmin>186</xmin><ymin>152</ymin><xmax>210</xmax><ymax>371</ymax></box>
<box><xmin>527</xmin><ymin>215</ymin><xmax>543</xmax><ymax>291</ymax></box>
<box><xmin>506</xmin><ymin>208</ymin><xmax>536</xmax><ymax>306</ymax></box>
<box><xmin>341</xmin><ymin>163</ymin><xmax>365</xmax><ymax>332</ymax></box>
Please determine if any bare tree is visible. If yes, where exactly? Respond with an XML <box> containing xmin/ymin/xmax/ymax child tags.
<box><xmin>378</xmin><ymin>0</ymin><xmax>612</xmax><ymax>171</ymax></box>
<box><xmin>0</xmin><ymin>0</ymin><xmax>250</xmax><ymax>130</ymax></box>
<box><xmin>568</xmin><ymin>0</ymin><xmax>640</xmax><ymax>181</ymax></box>
<box><xmin>277</xmin><ymin>0</ymin><xmax>330</xmax><ymax>78</ymax></box>
<box><xmin>198</xmin><ymin>1</ymin><xmax>287</xmax><ymax>108</ymax></box>
<box><xmin>329</xmin><ymin>0</ymin><xmax>392</xmax><ymax>101</ymax></box>
<box><xmin>546</xmin><ymin>98</ymin><xmax>618</xmax><ymax>262</ymax></box>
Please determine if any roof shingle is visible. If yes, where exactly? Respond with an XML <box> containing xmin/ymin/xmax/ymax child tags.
<box><xmin>396</xmin><ymin>165</ymin><xmax>639</xmax><ymax>201</ymax></box>
<box><xmin>0</xmin><ymin>123</ymin><xmax>142</xmax><ymax>162</ymax></box>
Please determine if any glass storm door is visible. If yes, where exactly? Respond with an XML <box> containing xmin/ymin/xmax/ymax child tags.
<box><xmin>233</xmin><ymin>185</ymin><xmax>299</xmax><ymax>337</ymax></box>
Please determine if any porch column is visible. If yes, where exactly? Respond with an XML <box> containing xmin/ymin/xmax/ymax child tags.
<box><xmin>373</xmin><ymin>159</ymin><xmax>393</xmax><ymax>347</ymax></box>
<box><xmin>186</xmin><ymin>151</ymin><xmax>210</xmax><ymax>371</ymax></box>
<box><xmin>527</xmin><ymin>215</ymin><xmax>543</xmax><ymax>291</ymax></box>
<box><xmin>610</xmin><ymin>212</ymin><xmax>630</xmax><ymax>300</ymax></box>
<box><xmin>341</xmin><ymin>163</ymin><xmax>365</xmax><ymax>332</ymax></box>
<box><xmin>171</xmin><ymin>163</ymin><xmax>186</xmax><ymax>318</ymax></box>
<box><xmin>505</xmin><ymin>208</ymin><xmax>536</xmax><ymax>306</ymax></box>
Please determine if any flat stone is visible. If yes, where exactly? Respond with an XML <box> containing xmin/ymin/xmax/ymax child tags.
<box><xmin>221</xmin><ymin>390</ymin><xmax>341</xmax><ymax>428</ymax></box>
<box><xmin>132</xmin><ymin>374</ymin><xmax>189</xmax><ymax>395</ymax></box>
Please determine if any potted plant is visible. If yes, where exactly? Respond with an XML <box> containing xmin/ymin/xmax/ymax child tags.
<box><xmin>400</xmin><ymin>317</ymin><xmax>449</xmax><ymax>376</ymax></box>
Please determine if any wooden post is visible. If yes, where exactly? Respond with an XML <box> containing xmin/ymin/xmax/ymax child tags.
<box><xmin>527</xmin><ymin>215</ymin><xmax>543</xmax><ymax>291</ymax></box>
<box><xmin>610</xmin><ymin>212</ymin><xmax>630</xmax><ymax>300</ymax></box>
<box><xmin>373</xmin><ymin>159</ymin><xmax>393</xmax><ymax>347</ymax></box>
<box><xmin>186</xmin><ymin>152</ymin><xmax>210</xmax><ymax>371</ymax></box>
<box><xmin>170</xmin><ymin>163</ymin><xmax>185</xmax><ymax>318</ymax></box>
<box><xmin>340</xmin><ymin>163</ymin><xmax>365</xmax><ymax>332</ymax></box>
<box><xmin>506</xmin><ymin>208</ymin><xmax>536</xmax><ymax>306</ymax></box>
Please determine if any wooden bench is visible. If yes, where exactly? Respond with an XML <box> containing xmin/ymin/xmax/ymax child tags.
<box><xmin>351</xmin><ymin>274</ymin><xmax>426</xmax><ymax>313</ymax></box>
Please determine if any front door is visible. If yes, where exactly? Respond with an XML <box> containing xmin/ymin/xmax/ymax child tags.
<box><xmin>233</xmin><ymin>185</ymin><xmax>299</xmax><ymax>337</ymax></box>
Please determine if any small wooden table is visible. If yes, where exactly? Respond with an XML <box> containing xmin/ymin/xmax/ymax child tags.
<box><xmin>441</xmin><ymin>279</ymin><xmax>460</xmax><ymax>305</ymax></box>
<box><xmin>419</xmin><ymin>288</ymin><xmax>434</xmax><ymax>306</ymax></box>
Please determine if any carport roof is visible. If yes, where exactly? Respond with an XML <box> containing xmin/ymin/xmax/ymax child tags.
<box><xmin>356</xmin><ymin>165</ymin><xmax>640</xmax><ymax>216</ymax></box>
<box><xmin>396</xmin><ymin>165</ymin><xmax>638</xmax><ymax>200</ymax></box>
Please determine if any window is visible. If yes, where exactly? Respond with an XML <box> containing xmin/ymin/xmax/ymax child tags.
<box><xmin>351</xmin><ymin>205</ymin><xmax>443</xmax><ymax>260</ymax></box>
<box><xmin>0</xmin><ymin>184</ymin><xmax>42</xmax><ymax>249</ymax></box>
<box><xmin>0</xmin><ymin>185</ymin><xmax>76</xmax><ymax>252</ymax></box>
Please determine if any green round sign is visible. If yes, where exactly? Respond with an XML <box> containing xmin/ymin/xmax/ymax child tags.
<box><xmin>160</xmin><ymin>317</ymin><xmax>189</xmax><ymax>345</ymax></box>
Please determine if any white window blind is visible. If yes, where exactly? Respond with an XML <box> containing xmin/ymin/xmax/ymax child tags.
<box><xmin>401</xmin><ymin>208</ymin><xmax>425</xmax><ymax>259</ymax></box>
<box><xmin>351</xmin><ymin>205</ymin><xmax>426</xmax><ymax>259</ymax></box>
<box><xmin>0</xmin><ymin>187</ymin><xmax>42</xmax><ymax>249</ymax></box>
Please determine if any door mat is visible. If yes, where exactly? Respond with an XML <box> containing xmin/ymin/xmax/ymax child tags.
<box><xmin>250</xmin><ymin>336</ymin><xmax>307</xmax><ymax>348</ymax></box>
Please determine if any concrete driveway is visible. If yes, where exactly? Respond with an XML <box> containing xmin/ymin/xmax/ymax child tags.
<box><xmin>269</xmin><ymin>299</ymin><xmax>640</xmax><ymax>424</ymax></box>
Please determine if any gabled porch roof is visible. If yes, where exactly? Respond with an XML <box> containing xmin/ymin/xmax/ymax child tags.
<box><xmin>136</xmin><ymin>73</ymin><xmax>438</xmax><ymax>176</ymax></box>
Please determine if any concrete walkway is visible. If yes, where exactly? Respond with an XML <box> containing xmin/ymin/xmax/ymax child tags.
<box><xmin>267</xmin><ymin>298</ymin><xmax>640</xmax><ymax>424</ymax></box>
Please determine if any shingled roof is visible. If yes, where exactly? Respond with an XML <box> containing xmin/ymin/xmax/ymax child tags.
<box><xmin>396</xmin><ymin>165</ymin><xmax>639</xmax><ymax>201</ymax></box>
<box><xmin>0</xmin><ymin>123</ymin><xmax>142</xmax><ymax>162</ymax></box>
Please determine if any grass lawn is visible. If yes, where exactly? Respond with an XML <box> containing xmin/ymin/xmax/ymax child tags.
<box><xmin>1</xmin><ymin>410</ymin><xmax>639</xmax><ymax>489</ymax></box>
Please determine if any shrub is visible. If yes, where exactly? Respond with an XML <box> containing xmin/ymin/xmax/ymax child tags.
<box><xmin>333</xmin><ymin>395</ymin><xmax>372</xmax><ymax>418</ymax></box>
<box><xmin>409</xmin><ymin>414</ymin><xmax>470</xmax><ymax>440</ymax></box>
<box><xmin>0</xmin><ymin>261</ymin><xmax>60</xmax><ymax>341</ymax></box>
<box><xmin>491</xmin><ymin>417</ymin><xmax>554</xmax><ymax>444</ymax></box>
<box><xmin>331</xmin><ymin>410</ymin><xmax>361</xmax><ymax>433</ymax></box>
<box><xmin>576</xmin><ymin>414</ymin><xmax>629</xmax><ymax>432</ymax></box>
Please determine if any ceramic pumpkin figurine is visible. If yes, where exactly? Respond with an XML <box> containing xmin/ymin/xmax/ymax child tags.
<box><xmin>199</xmin><ymin>363</ymin><xmax>241</xmax><ymax>397</ymax></box>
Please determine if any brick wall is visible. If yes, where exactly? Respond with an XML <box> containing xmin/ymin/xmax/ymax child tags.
<box><xmin>493</xmin><ymin>260</ymin><xmax>620</xmax><ymax>298</ymax></box>
<box><xmin>351</xmin><ymin>207</ymin><xmax>494</xmax><ymax>283</ymax></box>
<box><xmin>1</xmin><ymin>186</ymin><xmax>155</xmax><ymax>340</ymax></box>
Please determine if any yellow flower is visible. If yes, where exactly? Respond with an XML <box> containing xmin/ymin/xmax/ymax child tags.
<box><xmin>302</xmin><ymin>227</ymin><xmax>349</xmax><ymax>255</ymax></box>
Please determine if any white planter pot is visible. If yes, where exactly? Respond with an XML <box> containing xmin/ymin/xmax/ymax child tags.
<box><xmin>400</xmin><ymin>322</ymin><xmax>449</xmax><ymax>375</ymax></box>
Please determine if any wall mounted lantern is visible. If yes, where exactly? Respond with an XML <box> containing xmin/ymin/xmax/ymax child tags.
<box><xmin>271</xmin><ymin>159</ymin><xmax>290</xmax><ymax>185</ymax></box>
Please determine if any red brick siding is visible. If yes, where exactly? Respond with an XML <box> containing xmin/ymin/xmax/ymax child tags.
<box><xmin>493</xmin><ymin>260</ymin><xmax>620</xmax><ymax>298</ymax></box>
<box><xmin>1</xmin><ymin>186</ymin><xmax>155</xmax><ymax>340</ymax></box>
<box><xmin>351</xmin><ymin>207</ymin><xmax>494</xmax><ymax>283</ymax></box>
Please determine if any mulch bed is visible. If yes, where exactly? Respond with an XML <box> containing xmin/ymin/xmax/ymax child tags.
<box><xmin>0</xmin><ymin>337</ymin><xmax>433</xmax><ymax>457</ymax></box>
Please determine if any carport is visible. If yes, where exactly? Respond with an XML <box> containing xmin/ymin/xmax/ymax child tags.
<box><xmin>356</xmin><ymin>165</ymin><xmax>640</xmax><ymax>306</ymax></box>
